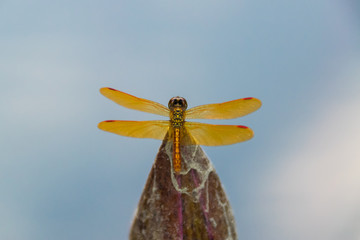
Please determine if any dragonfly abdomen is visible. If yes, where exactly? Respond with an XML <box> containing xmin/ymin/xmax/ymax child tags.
<box><xmin>173</xmin><ymin>128</ymin><xmax>181</xmax><ymax>172</ymax></box>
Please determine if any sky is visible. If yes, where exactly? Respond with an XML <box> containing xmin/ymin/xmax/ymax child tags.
<box><xmin>1</xmin><ymin>0</ymin><xmax>360</xmax><ymax>239</ymax></box>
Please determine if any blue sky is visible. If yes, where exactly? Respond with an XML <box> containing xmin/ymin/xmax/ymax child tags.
<box><xmin>1</xmin><ymin>0</ymin><xmax>360</xmax><ymax>239</ymax></box>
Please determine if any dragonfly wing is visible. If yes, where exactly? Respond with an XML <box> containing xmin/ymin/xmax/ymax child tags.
<box><xmin>100</xmin><ymin>87</ymin><xmax>170</xmax><ymax>117</ymax></box>
<box><xmin>184</xmin><ymin>122</ymin><xmax>254</xmax><ymax>146</ymax></box>
<box><xmin>98</xmin><ymin>120</ymin><xmax>169</xmax><ymax>140</ymax></box>
<box><xmin>186</xmin><ymin>97</ymin><xmax>261</xmax><ymax>119</ymax></box>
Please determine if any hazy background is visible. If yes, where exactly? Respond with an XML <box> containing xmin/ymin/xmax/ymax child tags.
<box><xmin>1</xmin><ymin>0</ymin><xmax>360</xmax><ymax>239</ymax></box>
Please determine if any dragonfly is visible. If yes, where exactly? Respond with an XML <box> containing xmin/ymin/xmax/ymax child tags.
<box><xmin>98</xmin><ymin>87</ymin><xmax>261</xmax><ymax>173</ymax></box>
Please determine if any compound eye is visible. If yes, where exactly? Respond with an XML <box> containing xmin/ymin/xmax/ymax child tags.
<box><xmin>168</xmin><ymin>98</ymin><xmax>176</xmax><ymax>109</ymax></box>
<box><xmin>178</xmin><ymin>99</ymin><xmax>183</xmax><ymax>106</ymax></box>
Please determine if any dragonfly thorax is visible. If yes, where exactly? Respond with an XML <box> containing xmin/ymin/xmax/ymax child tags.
<box><xmin>168</xmin><ymin>97</ymin><xmax>187</xmax><ymax>128</ymax></box>
<box><xmin>170</xmin><ymin>108</ymin><xmax>185</xmax><ymax>127</ymax></box>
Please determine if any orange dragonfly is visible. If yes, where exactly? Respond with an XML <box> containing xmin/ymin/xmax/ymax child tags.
<box><xmin>98</xmin><ymin>88</ymin><xmax>261</xmax><ymax>173</ymax></box>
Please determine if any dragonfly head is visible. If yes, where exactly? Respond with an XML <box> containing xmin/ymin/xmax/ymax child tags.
<box><xmin>168</xmin><ymin>97</ymin><xmax>188</xmax><ymax>111</ymax></box>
